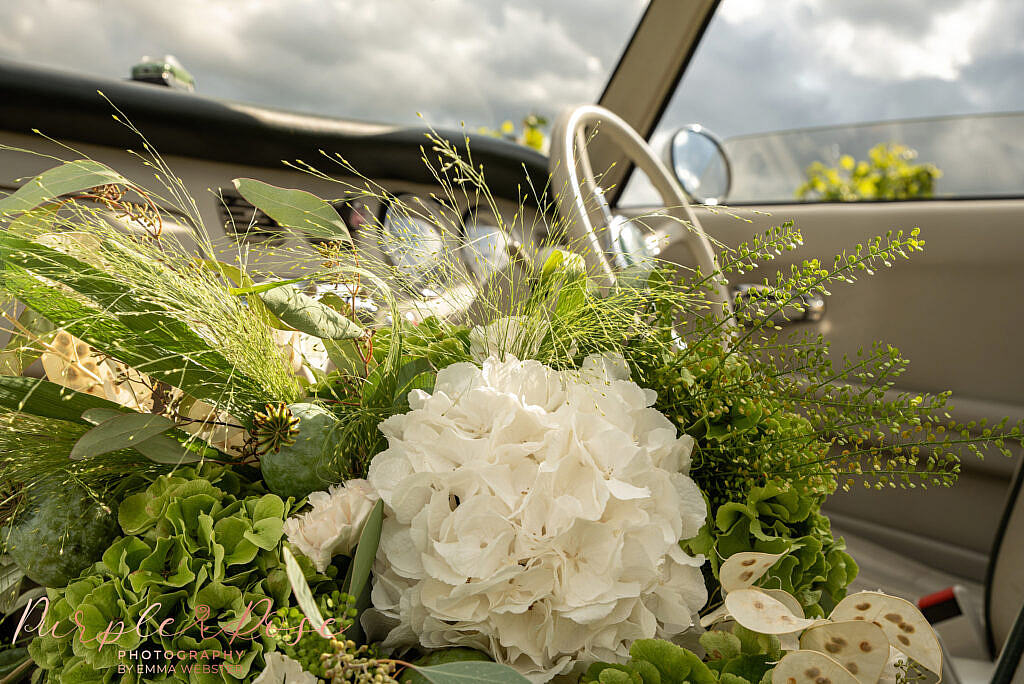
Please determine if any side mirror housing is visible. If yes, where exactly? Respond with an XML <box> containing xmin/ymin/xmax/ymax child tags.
<box><xmin>667</xmin><ymin>124</ymin><xmax>731</xmax><ymax>205</ymax></box>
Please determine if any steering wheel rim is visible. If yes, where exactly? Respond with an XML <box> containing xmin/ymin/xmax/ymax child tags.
<box><xmin>549</xmin><ymin>104</ymin><xmax>732</xmax><ymax>316</ymax></box>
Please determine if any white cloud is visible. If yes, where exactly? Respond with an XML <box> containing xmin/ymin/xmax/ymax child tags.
<box><xmin>0</xmin><ymin>0</ymin><xmax>645</xmax><ymax>129</ymax></box>
<box><xmin>819</xmin><ymin>0</ymin><xmax>999</xmax><ymax>82</ymax></box>
<box><xmin>1</xmin><ymin>0</ymin><xmax>1021</xmax><ymax>146</ymax></box>
<box><xmin>655</xmin><ymin>0</ymin><xmax>1024</xmax><ymax>140</ymax></box>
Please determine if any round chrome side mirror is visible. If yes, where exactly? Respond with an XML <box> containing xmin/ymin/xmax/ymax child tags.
<box><xmin>668</xmin><ymin>124</ymin><xmax>731</xmax><ymax>205</ymax></box>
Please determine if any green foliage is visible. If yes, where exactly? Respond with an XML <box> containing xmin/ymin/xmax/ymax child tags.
<box><xmin>69</xmin><ymin>412</ymin><xmax>176</xmax><ymax>460</ymax></box>
<box><xmin>232</xmin><ymin>177</ymin><xmax>352</xmax><ymax>243</ymax></box>
<box><xmin>0</xmin><ymin>646</ymin><xmax>31</xmax><ymax>683</ymax></box>
<box><xmin>0</xmin><ymin>376</ymin><xmax>125</xmax><ymax>425</ymax></box>
<box><xmin>0</xmin><ymin>303</ymin><xmax>55</xmax><ymax>375</ymax></box>
<box><xmin>796</xmin><ymin>143</ymin><xmax>942</xmax><ymax>201</ymax></box>
<box><xmin>618</xmin><ymin>223</ymin><xmax>1024</xmax><ymax>617</ymax></box>
<box><xmin>582</xmin><ymin>639</ymin><xmax>716</xmax><ymax>684</ymax></box>
<box><xmin>312</xmin><ymin>317</ymin><xmax>474</xmax><ymax>480</ymax></box>
<box><xmin>281</xmin><ymin>545</ymin><xmax>334</xmax><ymax>638</ymax></box>
<box><xmin>0</xmin><ymin>159</ymin><xmax>126</xmax><ymax>216</ymax></box>
<box><xmin>0</xmin><ymin>411</ymin><xmax>171</xmax><ymax>538</ymax></box>
<box><xmin>400</xmin><ymin>648</ymin><xmax>492</xmax><ymax>683</ymax></box>
<box><xmin>268</xmin><ymin>589</ymin><xmax>357</xmax><ymax>679</ymax></box>
<box><xmin>258</xmin><ymin>283</ymin><xmax>362</xmax><ymax>340</ymax></box>
<box><xmin>0</xmin><ymin>226</ymin><xmax>302</xmax><ymax>420</ymax></box>
<box><xmin>583</xmin><ymin>629</ymin><xmax>781</xmax><ymax>684</ymax></box>
<box><xmin>28</xmin><ymin>466</ymin><xmax>311</xmax><ymax>683</ymax></box>
<box><xmin>684</xmin><ymin>484</ymin><xmax>858</xmax><ymax>618</ymax></box>
<box><xmin>344</xmin><ymin>499</ymin><xmax>383</xmax><ymax>607</ymax></box>
<box><xmin>701</xmin><ymin>625</ymin><xmax>780</xmax><ymax>684</ymax></box>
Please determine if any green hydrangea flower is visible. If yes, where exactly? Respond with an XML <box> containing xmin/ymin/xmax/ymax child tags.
<box><xmin>27</xmin><ymin>466</ymin><xmax>307</xmax><ymax>684</ymax></box>
<box><xmin>684</xmin><ymin>483</ymin><xmax>859</xmax><ymax>618</ymax></box>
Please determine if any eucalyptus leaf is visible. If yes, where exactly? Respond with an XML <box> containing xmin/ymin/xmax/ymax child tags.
<box><xmin>0</xmin><ymin>160</ymin><xmax>126</xmax><ymax>215</ymax></box>
<box><xmin>345</xmin><ymin>499</ymin><xmax>383</xmax><ymax>603</ymax></box>
<box><xmin>232</xmin><ymin>178</ymin><xmax>351</xmax><ymax>242</ymax></box>
<box><xmin>407</xmin><ymin>661</ymin><xmax>530</xmax><ymax>684</ymax></box>
<box><xmin>320</xmin><ymin>291</ymin><xmax>357</xmax><ymax>316</ymax></box>
<box><xmin>282</xmin><ymin>546</ymin><xmax>332</xmax><ymax>638</ymax></box>
<box><xmin>259</xmin><ymin>283</ymin><xmax>362</xmax><ymax>340</ymax></box>
<box><xmin>133</xmin><ymin>434</ymin><xmax>203</xmax><ymax>465</ymax></box>
<box><xmin>69</xmin><ymin>412</ymin><xmax>175</xmax><ymax>460</ymax></box>
<box><xmin>80</xmin><ymin>408</ymin><xmax>207</xmax><ymax>464</ymax></box>
<box><xmin>324</xmin><ymin>339</ymin><xmax>365</xmax><ymax>375</ymax></box>
<box><xmin>399</xmin><ymin>649</ymin><xmax>492</xmax><ymax>684</ymax></box>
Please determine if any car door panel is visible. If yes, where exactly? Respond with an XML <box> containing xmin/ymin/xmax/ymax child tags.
<box><xmin>657</xmin><ymin>199</ymin><xmax>1024</xmax><ymax>581</ymax></box>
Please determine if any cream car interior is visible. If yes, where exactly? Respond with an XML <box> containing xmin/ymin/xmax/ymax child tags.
<box><xmin>1</xmin><ymin>1</ymin><xmax>1022</xmax><ymax>680</ymax></box>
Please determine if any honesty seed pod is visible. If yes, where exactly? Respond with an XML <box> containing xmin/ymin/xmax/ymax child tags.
<box><xmin>725</xmin><ymin>588</ymin><xmax>817</xmax><ymax>635</ymax></box>
<box><xmin>772</xmin><ymin>650</ymin><xmax>860</xmax><ymax>684</ymax></box>
<box><xmin>720</xmin><ymin>550</ymin><xmax>789</xmax><ymax>593</ymax></box>
<box><xmin>799</xmin><ymin>620</ymin><xmax>889</xmax><ymax>683</ymax></box>
<box><xmin>830</xmin><ymin>591</ymin><xmax>941</xmax><ymax>676</ymax></box>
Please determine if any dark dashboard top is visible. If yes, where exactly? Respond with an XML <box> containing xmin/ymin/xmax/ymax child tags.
<box><xmin>0</xmin><ymin>59</ymin><xmax>550</xmax><ymax>205</ymax></box>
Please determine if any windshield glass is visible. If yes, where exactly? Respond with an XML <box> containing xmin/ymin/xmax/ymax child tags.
<box><xmin>0</xmin><ymin>2</ymin><xmax>647</xmax><ymax>133</ymax></box>
<box><xmin>621</xmin><ymin>0</ymin><xmax>1024</xmax><ymax>205</ymax></box>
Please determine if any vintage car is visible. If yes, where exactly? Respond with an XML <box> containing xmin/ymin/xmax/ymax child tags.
<box><xmin>1</xmin><ymin>1</ymin><xmax>1022</xmax><ymax>681</ymax></box>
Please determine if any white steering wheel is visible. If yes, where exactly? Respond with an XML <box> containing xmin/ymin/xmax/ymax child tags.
<box><xmin>549</xmin><ymin>104</ymin><xmax>732</xmax><ymax>316</ymax></box>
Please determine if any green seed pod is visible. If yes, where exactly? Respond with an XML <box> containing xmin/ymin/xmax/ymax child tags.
<box><xmin>260</xmin><ymin>403</ymin><xmax>343</xmax><ymax>499</ymax></box>
<box><xmin>6</xmin><ymin>482</ymin><xmax>118</xmax><ymax>587</ymax></box>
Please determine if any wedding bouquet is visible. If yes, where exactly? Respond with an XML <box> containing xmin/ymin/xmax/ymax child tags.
<box><xmin>0</xmin><ymin>131</ymin><xmax>1018</xmax><ymax>684</ymax></box>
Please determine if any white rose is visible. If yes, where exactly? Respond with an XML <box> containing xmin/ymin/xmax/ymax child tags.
<box><xmin>367</xmin><ymin>354</ymin><xmax>707</xmax><ymax>682</ymax></box>
<box><xmin>253</xmin><ymin>653</ymin><xmax>317</xmax><ymax>684</ymax></box>
<box><xmin>272</xmin><ymin>329</ymin><xmax>331</xmax><ymax>383</ymax></box>
<box><xmin>283</xmin><ymin>479</ymin><xmax>380</xmax><ymax>573</ymax></box>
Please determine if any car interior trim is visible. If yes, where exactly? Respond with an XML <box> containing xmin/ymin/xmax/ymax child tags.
<box><xmin>0</xmin><ymin>59</ymin><xmax>549</xmax><ymax>205</ymax></box>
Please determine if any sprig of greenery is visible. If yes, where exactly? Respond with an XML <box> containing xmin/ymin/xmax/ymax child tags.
<box><xmin>796</xmin><ymin>143</ymin><xmax>942</xmax><ymax>201</ymax></box>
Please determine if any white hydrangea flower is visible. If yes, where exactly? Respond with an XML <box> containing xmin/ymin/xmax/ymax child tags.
<box><xmin>283</xmin><ymin>479</ymin><xmax>380</xmax><ymax>572</ymax></box>
<box><xmin>366</xmin><ymin>353</ymin><xmax>707</xmax><ymax>682</ymax></box>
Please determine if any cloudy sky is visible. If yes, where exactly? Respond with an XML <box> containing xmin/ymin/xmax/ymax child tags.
<box><xmin>1</xmin><ymin>0</ymin><xmax>1022</xmax><ymax>140</ymax></box>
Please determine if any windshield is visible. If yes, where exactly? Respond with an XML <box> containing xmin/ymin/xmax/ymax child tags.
<box><xmin>0</xmin><ymin>2</ymin><xmax>646</xmax><ymax>133</ymax></box>
<box><xmin>621</xmin><ymin>0</ymin><xmax>1024</xmax><ymax>205</ymax></box>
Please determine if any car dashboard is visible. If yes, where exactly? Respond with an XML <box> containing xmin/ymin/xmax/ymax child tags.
<box><xmin>0</xmin><ymin>59</ymin><xmax>551</xmax><ymax>322</ymax></box>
